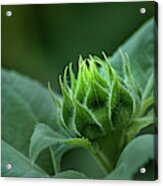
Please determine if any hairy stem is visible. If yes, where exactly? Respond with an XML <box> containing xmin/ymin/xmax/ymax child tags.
<box><xmin>90</xmin><ymin>131</ymin><xmax>125</xmax><ymax>174</ymax></box>
<box><xmin>92</xmin><ymin>150</ymin><xmax>114</xmax><ymax>174</ymax></box>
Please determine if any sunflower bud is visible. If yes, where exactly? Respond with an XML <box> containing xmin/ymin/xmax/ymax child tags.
<box><xmin>59</xmin><ymin>53</ymin><xmax>135</xmax><ymax>139</ymax></box>
<box><xmin>53</xmin><ymin>52</ymin><xmax>154</xmax><ymax>173</ymax></box>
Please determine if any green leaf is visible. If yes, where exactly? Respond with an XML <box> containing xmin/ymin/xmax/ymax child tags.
<box><xmin>74</xmin><ymin>99</ymin><xmax>105</xmax><ymax>140</ymax></box>
<box><xmin>1</xmin><ymin>140</ymin><xmax>48</xmax><ymax>178</ymax></box>
<box><xmin>60</xmin><ymin>77</ymin><xmax>75</xmax><ymax>132</ymax></box>
<box><xmin>74</xmin><ymin>57</ymin><xmax>89</xmax><ymax>103</ymax></box>
<box><xmin>54</xmin><ymin>170</ymin><xmax>88</xmax><ymax>179</ymax></box>
<box><xmin>142</xmin><ymin>73</ymin><xmax>154</xmax><ymax>101</ymax></box>
<box><xmin>120</xmin><ymin>51</ymin><xmax>141</xmax><ymax>102</ymax></box>
<box><xmin>85</xmin><ymin>81</ymin><xmax>110</xmax><ymax>129</ymax></box>
<box><xmin>109</xmin><ymin>81</ymin><xmax>133</xmax><ymax>128</ymax></box>
<box><xmin>88</xmin><ymin>56</ymin><xmax>108</xmax><ymax>89</ymax></box>
<box><xmin>110</xmin><ymin>18</ymin><xmax>155</xmax><ymax>91</ymax></box>
<box><xmin>105</xmin><ymin>135</ymin><xmax>155</xmax><ymax>180</ymax></box>
<box><xmin>29</xmin><ymin>123</ymin><xmax>92</xmax><ymax>165</ymax></box>
<box><xmin>126</xmin><ymin>111</ymin><xmax>154</xmax><ymax>141</ymax></box>
<box><xmin>86</xmin><ymin>81</ymin><xmax>109</xmax><ymax>110</ymax></box>
<box><xmin>141</xmin><ymin>97</ymin><xmax>154</xmax><ymax>115</ymax></box>
<box><xmin>29</xmin><ymin>123</ymin><xmax>67</xmax><ymax>163</ymax></box>
<box><xmin>69</xmin><ymin>63</ymin><xmax>77</xmax><ymax>93</ymax></box>
<box><xmin>2</xmin><ymin>70</ymin><xmax>61</xmax><ymax>131</ymax></box>
<box><xmin>1</xmin><ymin>69</ymin><xmax>62</xmax><ymax>175</ymax></box>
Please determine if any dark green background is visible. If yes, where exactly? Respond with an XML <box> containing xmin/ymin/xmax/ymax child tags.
<box><xmin>1</xmin><ymin>2</ymin><xmax>155</xmax><ymax>178</ymax></box>
<box><xmin>2</xmin><ymin>1</ymin><xmax>154</xmax><ymax>94</ymax></box>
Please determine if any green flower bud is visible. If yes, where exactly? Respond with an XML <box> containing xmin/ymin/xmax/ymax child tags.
<box><xmin>59</xmin><ymin>53</ymin><xmax>135</xmax><ymax>139</ymax></box>
<box><xmin>53</xmin><ymin>52</ymin><xmax>154</xmax><ymax>173</ymax></box>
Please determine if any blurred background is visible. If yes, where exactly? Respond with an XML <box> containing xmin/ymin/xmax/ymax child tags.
<box><xmin>1</xmin><ymin>2</ymin><xmax>155</xmax><ymax>178</ymax></box>
<box><xmin>2</xmin><ymin>2</ymin><xmax>154</xmax><ymax>94</ymax></box>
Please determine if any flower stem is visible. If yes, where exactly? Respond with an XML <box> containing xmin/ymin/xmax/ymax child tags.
<box><xmin>92</xmin><ymin>150</ymin><xmax>114</xmax><ymax>174</ymax></box>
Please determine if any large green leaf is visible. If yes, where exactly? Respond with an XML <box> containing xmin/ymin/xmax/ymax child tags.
<box><xmin>29</xmin><ymin>123</ymin><xmax>92</xmax><ymax>164</ymax></box>
<box><xmin>29</xmin><ymin>123</ymin><xmax>67</xmax><ymax>163</ymax></box>
<box><xmin>105</xmin><ymin>135</ymin><xmax>156</xmax><ymax>180</ymax></box>
<box><xmin>110</xmin><ymin>18</ymin><xmax>155</xmax><ymax>91</ymax></box>
<box><xmin>1</xmin><ymin>69</ymin><xmax>62</xmax><ymax>176</ymax></box>
<box><xmin>1</xmin><ymin>141</ymin><xmax>48</xmax><ymax>178</ymax></box>
<box><xmin>2</xmin><ymin>70</ymin><xmax>61</xmax><ymax>130</ymax></box>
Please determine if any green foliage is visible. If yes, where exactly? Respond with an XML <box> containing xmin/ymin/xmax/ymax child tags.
<box><xmin>105</xmin><ymin>135</ymin><xmax>155</xmax><ymax>180</ymax></box>
<box><xmin>29</xmin><ymin>122</ymin><xmax>92</xmax><ymax>172</ymax></box>
<box><xmin>1</xmin><ymin>18</ymin><xmax>157</xmax><ymax>180</ymax></box>
<box><xmin>110</xmin><ymin>19</ymin><xmax>155</xmax><ymax>91</ymax></box>
<box><xmin>1</xmin><ymin>70</ymin><xmax>62</xmax><ymax>175</ymax></box>
<box><xmin>1</xmin><ymin>141</ymin><xmax>48</xmax><ymax>178</ymax></box>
